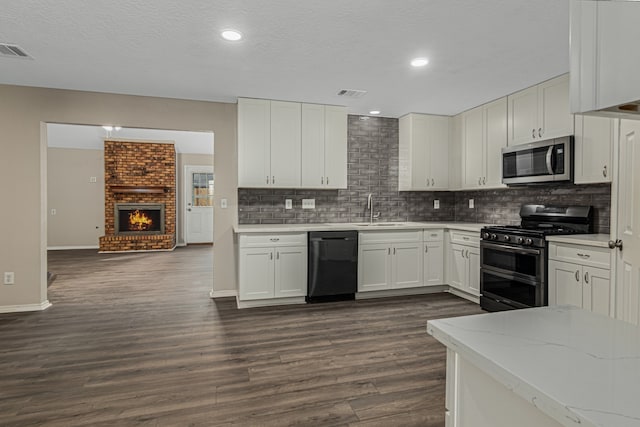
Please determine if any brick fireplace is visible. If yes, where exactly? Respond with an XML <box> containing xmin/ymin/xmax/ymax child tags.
<box><xmin>99</xmin><ymin>140</ymin><xmax>176</xmax><ymax>252</ymax></box>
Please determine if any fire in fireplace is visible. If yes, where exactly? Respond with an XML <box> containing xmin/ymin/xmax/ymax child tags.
<box><xmin>115</xmin><ymin>203</ymin><xmax>165</xmax><ymax>235</ymax></box>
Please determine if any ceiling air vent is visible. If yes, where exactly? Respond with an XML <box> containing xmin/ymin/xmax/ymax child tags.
<box><xmin>337</xmin><ymin>89</ymin><xmax>367</xmax><ymax>98</ymax></box>
<box><xmin>0</xmin><ymin>43</ymin><xmax>32</xmax><ymax>59</ymax></box>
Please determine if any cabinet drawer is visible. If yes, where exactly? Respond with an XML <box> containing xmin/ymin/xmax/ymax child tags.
<box><xmin>548</xmin><ymin>243</ymin><xmax>610</xmax><ymax>269</ymax></box>
<box><xmin>423</xmin><ymin>229</ymin><xmax>444</xmax><ymax>242</ymax></box>
<box><xmin>359</xmin><ymin>230</ymin><xmax>422</xmax><ymax>245</ymax></box>
<box><xmin>239</xmin><ymin>232</ymin><xmax>307</xmax><ymax>248</ymax></box>
<box><xmin>449</xmin><ymin>231</ymin><xmax>480</xmax><ymax>246</ymax></box>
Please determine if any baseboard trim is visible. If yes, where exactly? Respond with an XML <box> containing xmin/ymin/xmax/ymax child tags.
<box><xmin>236</xmin><ymin>296</ymin><xmax>306</xmax><ymax>309</ymax></box>
<box><xmin>0</xmin><ymin>300</ymin><xmax>52</xmax><ymax>314</ymax></box>
<box><xmin>210</xmin><ymin>289</ymin><xmax>237</xmax><ymax>298</ymax></box>
<box><xmin>356</xmin><ymin>285</ymin><xmax>449</xmax><ymax>300</ymax></box>
<box><xmin>447</xmin><ymin>288</ymin><xmax>480</xmax><ymax>304</ymax></box>
<box><xmin>98</xmin><ymin>246</ymin><xmax>176</xmax><ymax>254</ymax></box>
<box><xmin>176</xmin><ymin>242</ymin><xmax>187</xmax><ymax>247</ymax></box>
<box><xmin>47</xmin><ymin>245</ymin><xmax>99</xmax><ymax>250</ymax></box>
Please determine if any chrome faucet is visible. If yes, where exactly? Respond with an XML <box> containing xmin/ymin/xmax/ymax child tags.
<box><xmin>367</xmin><ymin>193</ymin><xmax>380</xmax><ymax>224</ymax></box>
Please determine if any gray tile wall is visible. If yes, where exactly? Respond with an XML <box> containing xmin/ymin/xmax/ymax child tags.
<box><xmin>238</xmin><ymin>115</ymin><xmax>611</xmax><ymax>233</ymax></box>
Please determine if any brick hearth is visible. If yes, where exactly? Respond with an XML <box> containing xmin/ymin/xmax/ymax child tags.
<box><xmin>99</xmin><ymin>140</ymin><xmax>176</xmax><ymax>252</ymax></box>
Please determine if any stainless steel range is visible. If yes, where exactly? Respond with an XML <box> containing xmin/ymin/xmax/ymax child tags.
<box><xmin>480</xmin><ymin>205</ymin><xmax>593</xmax><ymax>312</ymax></box>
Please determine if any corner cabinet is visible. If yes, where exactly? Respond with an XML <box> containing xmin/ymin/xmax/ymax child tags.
<box><xmin>507</xmin><ymin>74</ymin><xmax>574</xmax><ymax>146</ymax></box>
<box><xmin>574</xmin><ymin>115</ymin><xmax>616</xmax><ymax>184</ymax></box>
<box><xmin>238</xmin><ymin>98</ymin><xmax>347</xmax><ymax>189</ymax></box>
<box><xmin>548</xmin><ymin>242</ymin><xmax>611</xmax><ymax>316</ymax></box>
<box><xmin>446</xmin><ymin>230</ymin><xmax>481</xmax><ymax>298</ymax></box>
<box><xmin>358</xmin><ymin>230</ymin><xmax>424</xmax><ymax>291</ymax></box>
<box><xmin>399</xmin><ymin>113</ymin><xmax>450</xmax><ymax>191</ymax></box>
<box><xmin>301</xmin><ymin>104</ymin><xmax>348</xmax><ymax>189</ymax></box>
<box><xmin>238</xmin><ymin>233</ymin><xmax>307</xmax><ymax>305</ymax></box>
<box><xmin>462</xmin><ymin>97</ymin><xmax>507</xmax><ymax>189</ymax></box>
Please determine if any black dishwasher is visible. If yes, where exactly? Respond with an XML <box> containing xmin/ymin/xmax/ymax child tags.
<box><xmin>307</xmin><ymin>231</ymin><xmax>358</xmax><ymax>303</ymax></box>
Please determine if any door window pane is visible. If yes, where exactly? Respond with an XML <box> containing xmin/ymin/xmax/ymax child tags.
<box><xmin>192</xmin><ymin>172</ymin><xmax>214</xmax><ymax>206</ymax></box>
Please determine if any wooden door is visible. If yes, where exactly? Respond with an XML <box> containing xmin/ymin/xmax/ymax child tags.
<box><xmin>538</xmin><ymin>74</ymin><xmax>573</xmax><ymax>140</ymax></box>
<box><xmin>270</xmin><ymin>101</ymin><xmax>301</xmax><ymax>188</ymax></box>
<box><xmin>239</xmin><ymin>248</ymin><xmax>275</xmax><ymax>300</ymax></box>
<box><xmin>462</xmin><ymin>106</ymin><xmax>484</xmax><ymax>189</ymax></box>
<box><xmin>301</xmin><ymin>103</ymin><xmax>325</xmax><ymax>188</ymax></box>
<box><xmin>484</xmin><ymin>97</ymin><xmax>507</xmax><ymax>187</ymax></box>
<box><xmin>358</xmin><ymin>244</ymin><xmax>391</xmax><ymax>292</ymax></box>
<box><xmin>467</xmin><ymin>246</ymin><xmax>481</xmax><ymax>296</ymax></box>
<box><xmin>428</xmin><ymin>115</ymin><xmax>450</xmax><ymax>190</ymax></box>
<box><xmin>548</xmin><ymin>260</ymin><xmax>582</xmax><ymax>308</ymax></box>
<box><xmin>238</xmin><ymin>98</ymin><xmax>270</xmax><ymax>187</ymax></box>
<box><xmin>392</xmin><ymin>242</ymin><xmax>424</xmax><ymax>289</ymax></box>
<box><xmin>424</xmin><ymin>242</ymin><xmax>444</xmax><ymax>286</ymax></box>
<box><xmin>583</xmin><ymin>266</ymin><xmax>610</xmax><ymax>316</ymax></box>
<box><xmin>274</xmin><ymin>246</ymin><xmax>307</xmax><ymax>298</ymax></box>
<box><xmin>574</xmin><ymin>115</ymin><xmax>614</xmax><ymax>184</ymax></box>
<box><xmin>324</xmin><ymin>105</ymin><xmax>348</xmax><ymax>189</ymax></box>
<box><xmin>507</xmin><ymin>85</ymin><xmax>538</xmax><ymax>146</ymax></box>
<box><xmin>184</xmin><ymin>166</ymin><xmax>214</xmax><ymax>244</ymax></box>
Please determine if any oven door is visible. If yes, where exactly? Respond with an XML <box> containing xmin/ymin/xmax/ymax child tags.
<box><xmin>481</xmin><ymin>269</ymin><xmax>544</xmax><ymax>308</ymax></box>
<box><xmin>480</xmin><ymin>241</ymin><xmax>543</xmax><ymax>283</ymax></box>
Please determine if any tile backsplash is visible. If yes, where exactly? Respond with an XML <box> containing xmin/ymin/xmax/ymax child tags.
<box><xmin>238</xmin><ymin>115</ymin><xmax>611</xmax><ymax>234</ymax></box>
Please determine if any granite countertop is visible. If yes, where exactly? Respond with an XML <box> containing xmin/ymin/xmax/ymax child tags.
<box><xmin>546</xmin><ymin>234</ymin><xmax>612</xmax><ymax>249</ymax></box>
<box><xmin>427</xmin><ymin>306</ymin><xmax>640</xmax><ymax>427</ymax></box>
<box><xmin>234</xmin><ymin>222</ymin><xmax>493</xmax><ymax>233</ymax></box>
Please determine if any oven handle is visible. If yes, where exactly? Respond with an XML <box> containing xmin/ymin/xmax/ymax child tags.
<box><xmin>546</xmin><ymin>145</ymin><xmax>554</xmax><ymax>175</ymax></box>
<box><xmin>481</xmin><ymin>241</ymin><xmax>541</xmax><ymax>256</ymax></box>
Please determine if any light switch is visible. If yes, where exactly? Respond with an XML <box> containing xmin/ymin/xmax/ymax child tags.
<box><xmin>434</xmin><ymin>199</ymin><xmax>440</xmax><ymax>209</ymax></box>
<box><xmin>50</xmin><ymin>209</ymin><xmax>56</xmax><ymax>216</ymax></box>
<box><xmin>89</xmin><ymin>176</ymin><xmax>97</xmax><ymax>183</ymax></box>
<box><xmin>221</xmin><ymin>198</ymin><xmax>228</xmax><ymax>209</ymax></box>
<box><xmin>302</xmin><ymin>199</ymin><xmax>315</xmax><ymax>209</ymax></box>
<box><xmin>469</xmin><ymin>199</ymin><xmax>475</xmax><ymax>209</ymax></box>
<box><xmin>285</xmin><ymin>199</ymin><xmax>292</xmax><ymax>209</ymax></box>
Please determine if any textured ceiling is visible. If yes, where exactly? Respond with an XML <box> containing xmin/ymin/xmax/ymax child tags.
<box><xmin>0</xmin><ymin>0</ymin><xmax>570</xmax><ymax>117</ymax></box>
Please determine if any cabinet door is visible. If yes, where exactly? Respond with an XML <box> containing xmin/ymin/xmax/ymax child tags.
<box><xmin>239</xmin><ymin>248</ymin><xmax>275</xmax><ymax>300</ymax></box>
<box><xmin>424</xmin><ymin>241</ymin><xmax>444</xmax><ymax>286</ymax></box>
<box><xmin>583</xmin><ymin>266</ymin><xmax>610</xmax><ymax>316</ymax></box>
<box><xmin>324</xmin><ymin>105</ymin><xmax>348</xmax><ymax>189</ymax></box>
<box><xmin>301</xmin><ymin>103</ymin><xmax>325</xmax><ymax>188</ymax></box>
<box><xmin>574</xmin><ymin>115</ymin><xmax>614</xmax><ymax>184</ymax></box>
<box><xmin>484</xmin><ymin>97</ymin><xmax>507</xmax><ymax>187</ymax></box>
<box><xmin>548</xmin><ymin>260</ymin><xmax>582</xmax><ymax>307</ymax></box>
<box><xmin>392</xmin><ymin>243</ymin><xmax>424</xmax><ymax>289</ymax></box>
<box><xmin>238</xmin><ymin>98</ymin><xmax>271</xmax><ymax>187</ymax></box>
<box><xmin>428</xmin><ymin>115</ymin><xmax>450</xmax><ymax>190</ymax></box>
<box><xmin>538</xmin><ymin>74</ymin><xmax>573</xmax><ymax>140</ymax></box>
<box><xmin>467</xmin><ymin>246</ymin><xmax>481</xmax><ymax>296</ymax></box>
<box><xmin>462</xmin><ymin>106</ymin><xmax>484</xmax><ymax>189</ymax></box>
<box><xmin>448</xmin><ymin>244</ymin><xmax>467</xmax><ymax>291</ymax></box>
<box><xmin>270</xmin><ymin>101</ymin><xmax>301</xmax><ymax>188</ymax></box>
<box><xmin>274</xmin><ymin>246</ymin><xmax>307</xmax><ymax>298</ymax></box>
<box><xmin>358</xmin><ymin>244</ymin><xmax>391</xmax><ymax>291</ymax></box>
<box><xmin>410</xmin><ymin>115</ymin><xmax>430</xmax><ymax>189</ymax></box>
<box><xmin>507</xmin><ymin>85</ymin><xmax>539</xmax><ymax>146</ymax></box>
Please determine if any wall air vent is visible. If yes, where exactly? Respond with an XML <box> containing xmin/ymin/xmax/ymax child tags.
<box><xmin>337</xmin><ymin>89</ymin><xmax>367</xmax><ymax>98</ymax></box>
<box><xmin>0</xmin><ymin>43</ymin><xmax>32</xmax><ymax>59</ymax></box>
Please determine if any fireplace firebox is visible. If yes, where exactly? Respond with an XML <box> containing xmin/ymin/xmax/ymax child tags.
<box><xmin>115</xmin><ymin>203</ymin><xmax>165</xmax><ymax>235</ymax></box>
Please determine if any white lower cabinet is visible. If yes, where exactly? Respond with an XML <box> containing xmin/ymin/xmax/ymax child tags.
<box><xmin>238</xmin><ymin>233</ymin><xmax>307</xmax><ymax>302</ymax></box>
<box><xmin>446</xmin><ymin>231</ymin><xmax>481</xmax><ymax>297</ymax></box>
<box><xmin>548</xmin><ymin>242</ymin><xmax>611</xmax><ymax>316</ymax></box>
<box><xmin>424</xmin><ymin>241</ymin><xmax>444</xmax><ymax>286</ymax></box>
<box><xmin>358</xmin><ymin>231</ymin><xmax>423</xmax><ymax>291</ymax></box>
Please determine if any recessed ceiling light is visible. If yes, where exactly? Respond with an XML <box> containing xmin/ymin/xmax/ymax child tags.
<box><xmin>369</xmin><ymin>110</ymin><xmax>381</xmax><ymax>115</ymax></box>
<box><xmin>411</xmin><ymin>57</ymin><xmax>429</xmax><ymax>67</ymax></box>
<box><xmin>221</xmin><ymin>29</ymin><xmax>243</xmax><ymax>41</ymax></box>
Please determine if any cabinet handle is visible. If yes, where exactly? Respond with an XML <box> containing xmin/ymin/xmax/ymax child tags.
<box><xmin>482</xmin><ymin>177</ymin><xmax>486</xmax><ymax>185</ymax></box>
<box><xmin>277</xmin><ymin>252</ymin><xmax>280</xmax><ymax>260</ymax></box>
<box><xmin>321</xmin><ymin>176</ymin><xmax>324</xmax><ymax>184</ymax></box>
<box><xmin>584</xmin><ymin>271</ymin><xmax>589</xmax><ymax>284</ymax></box>
<box><xmin>270</xmin><ymin>238</ymin><xmax>280</xmax><ymax>242</ymax></box>
<box><xmin>425</xmin><ymin>245</ymin><xmax>428</xmax><ymax>253</ymax></box>
<box><xmin>432</xmin><ymin>178</ymin><xmax>435</xmax><ymax>186</ymax></box>
<box><xmin>266</xmin><ymin>176</ymin><xmax>270</xmax><ymax>184</ymax></box>
<box><xmin>575</xmin><ymin>270</ymin><xmax>580</xmax><ymax>282</ymax></box>
<box><xmin>576</xmin><ymin>253</ymin><xmax>590</xmax><ymax>259</ymax></box>
<box><xmin>603</xmin><ymin>166</ymin><xmax>607</xmax><ymax>178</ymax></box>
<box><xmin>272</xmin><ymin>176</ymin><xmax>275</xmax><ymax>184</ymax></box>
<box><xmin>270</xmin><ymin>252</ymin><xmax>273</xmax><ymax>260</ymax></box>
<box><xmin>426</xmin><ymin>178</ymin><xmax>430</xmax><ymax>187</ymax></box>
<box><xmin>326</xmin><ymin>177</ymin><xmax>329</xmax><ymax>185</ymax></box>
<box><xmin>393</xmin><ymin>247</ymin><xmax>396</xmax><ymax>255</ymax></box>
<box><xmin>532</xmin><ymin>129</ymin><xmax>536</xmax><ymax>138</ymax></box>
<box><xmin>478</xmin><ymin>177</ymin><xmax>482</xmax><ymax>185</ymax></box>
<box><xmin>538</xmin><ymin>128</ymin><xmax>543</xmax><ymax>138</ymax></box>
<box><xmin>388</xmin><ymin>247</ymin><xmax>391</xmax><ymax>255</ymax></box>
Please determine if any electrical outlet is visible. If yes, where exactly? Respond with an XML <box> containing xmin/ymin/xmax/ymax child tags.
<box><xmin>434</xmin><ymin>199</ymin><xmax>440</xmax><ymax>209</ymax></box>
<box><xmin>50</xmin><ymin>209</ymin><xmax>56</xmax><ymax>216</ymax></box>
<box><xmin>285</xmin><ymin>199</ymin><xmax>292</xmax><ymax>209</ymax></box>
<box><xmin>469</xmin><ymin>199</ymin><xmax>475</xmax><ymax>209</ymax></box>
<box><xmin>220</xmin><ymin>198</ymin><xmax>228</xmax><ymax>209</ymax></box>
<box><xmin>89</xmin><ymin>176</ymin><xmax>97</xmax><ymax>183</ymax></box>
<box><xmin>4</xmin><ymin>272</ymin><xmax>15</xmax><ymax>285</ymax></box>
<box><xmin>302</xmin><ymin>199</ymin><xmax>315</xmax><ymax>209</ymax></box>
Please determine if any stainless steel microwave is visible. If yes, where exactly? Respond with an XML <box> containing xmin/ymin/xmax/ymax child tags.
<box><xmin>502</xmin><ymin>137</ymin><xmax>573</xmax><ymax>186</ymax></box>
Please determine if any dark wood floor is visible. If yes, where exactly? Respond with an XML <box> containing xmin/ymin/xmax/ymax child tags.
<box><xmin>0</xmin><ymin>246</ymin><xmax>482</xmax><ymax>426</ymax></box>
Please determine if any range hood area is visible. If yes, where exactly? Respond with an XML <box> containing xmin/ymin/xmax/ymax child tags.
<box><xmin>570</xmin><ymin>0</ymin><xmax>640</xmax><ymax>118</ymax></box>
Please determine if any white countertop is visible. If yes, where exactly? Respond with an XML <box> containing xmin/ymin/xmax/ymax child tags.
<box><xmin>427</xmin><ymin>306</ymin><xmax>640</xmax><ymax>427</ymax></box>
<box><xmin>234</xmin><ymin>222</ymin><xmax>493</xmax><ymax>233</ymax></box>
<box><xmin>546</xmin><ymin>234</ymin><xmax>612</xmax><ymax>248</ymax></box>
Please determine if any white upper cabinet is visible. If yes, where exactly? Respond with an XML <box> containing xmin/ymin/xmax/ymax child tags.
<box><xmin>462</xmin><ymin>97</ymin><xmax>507</xmax><ymax>189</ymax></box>
<box><xmin>302</xmin><ymin>104</ymin><xmax>347</xmax><ymax>189</ymax></box>
<box><xmin>574</xmin><ymin>115</ymin><xmax>616</xmax><ymax>184</ymax></box>
<box><xmin>399</xmin><ymin>113</ymin><xmax>450</xmax><ymax>191</ymax></box>
<box><xmin>238</xmin><ymin>98</ymin><xmax>271</xmax><ymax>187</ymax></box>
<box><xmin>239</xmin><ymin>98</ymin><xmax>347</xmax><ymax>189</ymax></box>
<box><xmin>508</xmin><ymin>74</ymin><xmax>573</xmax><ymax>146</ymax></box>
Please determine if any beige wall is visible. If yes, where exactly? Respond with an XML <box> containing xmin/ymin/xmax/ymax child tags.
<box><xmin>47</xmin><ymin>148</ymin><xmax>105</xmax><ymax>248</ymax></box>
<box><xmin>177</xmin><ymin>153</ymin><xmax>215</xmax><ymax>245</ymax></box>
<box><xmin>0</xmin><ymin>84</ymin><xmax>237</xmax><ymax>309</ymax></box>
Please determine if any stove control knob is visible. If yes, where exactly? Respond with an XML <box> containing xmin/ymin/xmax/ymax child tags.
<box><xmin>482</xmin><ymin>232</ymin><xmax>490</xmax><ymax>240</ymax></box>
<box><xmin>517</xmin><ymin>237</ymin><xmax>524</xmax><ymax>244</ymax></box>
<box><xmin>525</xmin><ymin>238</ymin><xmax>533</xmax><ymax>246</ymax></box>
<box><xmin>490</xmin><ymin>234</ymin><xmax>497</xmax><ymax>240</ymax></box>
<box><xmin>503</xmin><ymin>235</ymin><xmax>511</xmax><ymax>242</ymax></box>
